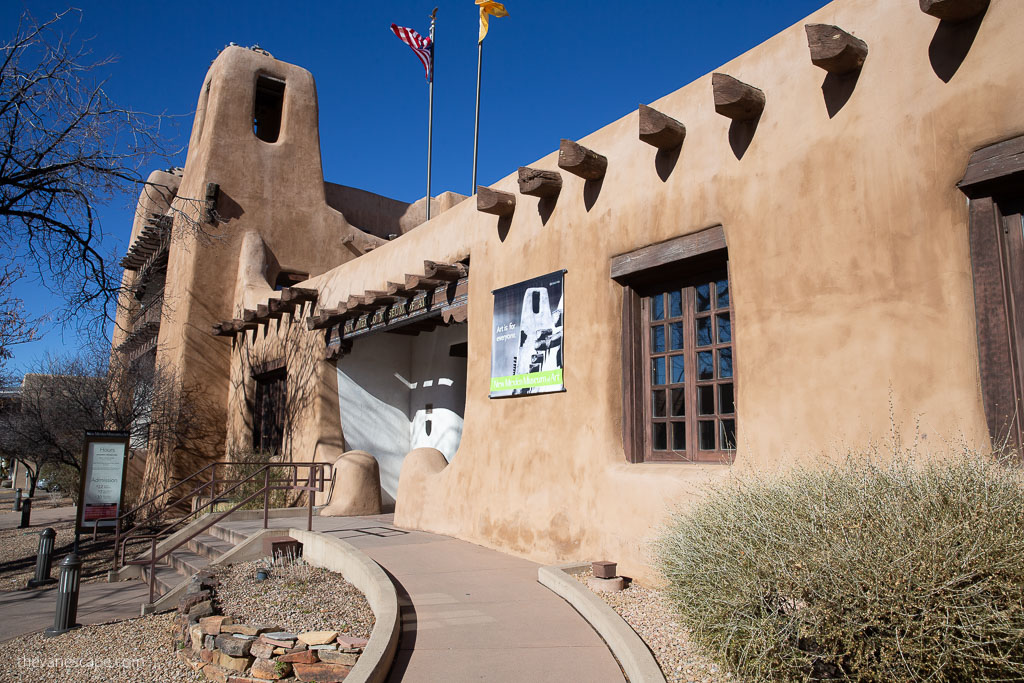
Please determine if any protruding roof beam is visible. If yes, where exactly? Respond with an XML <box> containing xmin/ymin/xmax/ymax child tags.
<box><xmin>712</xmin><ymin>73</ymin><xmax>765</xmax><ymax>120</ymax></box>
<box><xmin>517</xmin><ymin>167</ymin><xmax>563</xmax><ymax>198</ymax></box>
<box><xmin>346</xmin><ymin>295</ymin><xmax>379</xmax><ymax>312</ymax></box>
<box><xmin>805</xmin><ymin>24</ymin><xmax>868</xmax><ymax>74</ymax></box>
<box><xmin>920</xmin><ymin>0</ymin><xmax>989</xmax><ymax>21</ymax></box>
<box><xmin>558</xmin><ymin>139</ymin><xmax>607</xmax><ymax>180</ymax></box>
<box><xmin>423</xmin><ymin>261</ymin><xmax>467</xmax><ymax>281</ymax></box>
<box><xmin>307</xmin><ymin>307</ymin><xmax>347</xmax><ymax>330</ymax></box>
<box><xmin>477</xmin><ymin>186</ymin><xmax>516</xmax><ymax>217</ymax></box>
<box><xmin>404</xmin><ymin>274</ymin><xmax>447</xmax><ymax>292</ymax></box>
<box><xmin>638</xmin><ymin>104</ymin><xmax>686</xmax><ymax>149</ymax></box>
<box><xmin>280</xmin><ymin>287</ymin><xmax>318</xmax><ymax>303</ymax></box>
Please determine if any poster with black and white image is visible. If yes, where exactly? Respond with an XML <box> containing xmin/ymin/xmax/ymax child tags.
<box><xmin>490</xmin><ymin>270</ymin><xmax>564</xmax><ymax>398</ymax></box>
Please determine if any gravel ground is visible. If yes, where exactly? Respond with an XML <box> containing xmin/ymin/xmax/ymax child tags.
<box><xmin>577</xmin><ymin>570</ymin><xmax>740</xmax><ymax>683</ymax></box>
<box><xmin>0</xmin><ymin>521</ymin><xmax>113</xmax><ymax>592</ymax></box>
<box><xmin>0</xmin><ymin>612</ymin><xmax>200</xmax><ymax>683</ymax></box>
<box><xmin>213</xmin><ymin>559</ymin><xmax>375</xmax><ymax>638</ymax></box>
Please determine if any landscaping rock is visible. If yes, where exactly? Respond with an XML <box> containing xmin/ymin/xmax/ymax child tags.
<box><xmin>293</xmin><ymin>662</ymin><xmax>353</xmax><ymax>682</ymax></box>
<box><xmin>215</xmin><ymin>634</ymin><xmax>254</xmax><ymax>657</ymax></box>
<box><xmin>318</xmin><ymin>649</ymin><xmax>359</xmax><ymax>666</ymax></box>
<box><xmin>263</xmin><ymin>631</ymin><xmax>298</xmax><ymax>641</ymax></box>
<box><xmin>179</xmin><ymin>590</ymin><xmax>212</xmax><ymax>613</ymax></box>
<box><xmin>204</xmin><ymin>635</ymin><xmax>215</xmax><ymax>650</ymax></box>
<box><xmin>188</xmin><ymin>599</ymin><xmax>215</xmax><ymax>622</ymax></box>
<box><xmin>199</xmin><ymin>648</ymin><xmax>216</xmax><ymax>663</ymax></box>
<box><xmin>190</xmin><ymin>624</ymin><xmax>204</xmax><ymax>650</ymax></box>
<box><xmin>202</xmin><ymin>663</ymin><xmax>232</xmax><ymax>682</ymax></box>
<box><xmin>251</xmin><ymin>657</ymin><xmax>292</xmax><ymax>679</ymax></box>
<box><xmin>335</xmin><ymin>635</ymin><xmax>368</xmax><ymax>649</ymax></box>
<box><xmin>200</xmin><ymin>615</ymin><xmax>234</xmax><ymax>635</ymax></box>
<box><xmin>260</xmin><ymin>635</ymin><xmax>297</xmax><ymax>648</ymax></box>
<box><xmin>277</xmin><ymin>649</ymin><xmax>318</xmax><ymax>664</ymax></box>
<box><xmin>217</xmin><ymin>651</ymin><xmax>253</xmax><ymax>672</ymax></box>
<box><xmin>297</xmin><ymin>630</ymin><xmax>338</xmax><ymax>646</ymax></box>
<box><xmin>249</xmin><ymin>639</ymin><xmax>275</xmax><ymax>659</ymax></box>
<box><xmin>223</xmin><ymin>623</ymin><xmax>279</xmax><ymax>636</ymax></box>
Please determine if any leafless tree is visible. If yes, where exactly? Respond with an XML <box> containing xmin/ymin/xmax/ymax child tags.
<box><xmin>0</xmin><ymin>344</ymin><xmax>213</xmax><ymax>499</ymax></box>
<box><xmin>0</xmin><ymin>9</ymin><xmax>211</xmax><ymax>344</ymax></box>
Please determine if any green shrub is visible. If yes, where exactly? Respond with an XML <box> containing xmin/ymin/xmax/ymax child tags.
<box><xmin>656</xmin><ymin>451</ymin><xmax>1024</xmax><ymax>681</ymax></box>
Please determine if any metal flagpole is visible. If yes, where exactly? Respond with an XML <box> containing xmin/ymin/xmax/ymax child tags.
<box><xmin>426</xmin><ymin>8</ymin><xmax>437</xmax><ymax>220</ymax></box>
<box><xmin>472</xmin><ymin>40</ymin><xmax>482</xmax><ymax>195</ymax></box>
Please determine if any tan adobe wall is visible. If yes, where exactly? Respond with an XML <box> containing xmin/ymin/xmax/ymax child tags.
<box><xmin>299</xmin><ymin>0</ymin><xmax>1021</xmax><ymax>583</ymax></box>
<box><xmin>132</xmin><ymin>46</ymin><xmax>401</xmax><ymax>496</ymax></box>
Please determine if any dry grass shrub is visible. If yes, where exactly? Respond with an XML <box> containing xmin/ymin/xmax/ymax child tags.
<box><xmin>656</xmin><ymin>448</ymin><xmax>1024</xmax><ymax>682</ymax></box>
<box><xmin>222</xmin><ymin>447</ymin><xmax>303</xmax><ymax>511</ymax></box>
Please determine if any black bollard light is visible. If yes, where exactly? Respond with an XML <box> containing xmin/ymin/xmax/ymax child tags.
<box><xmin>28</xmin><ymin>528</ymin><xmax>57</xmax><ymax>587</ymax></box>
<box><xmin>18</xmin><ymin>497</ymin><xmax>31</xmax><ymax>528</ymax></box>
<box><xmin>44</xmin><ymin>553</ymin><xmax>82</xmax><ymax>637</ymax></box>
<box><xmin>13</xmin><ymin>488</ymin><xmax>21</xmax><ymax>511</ymax></box>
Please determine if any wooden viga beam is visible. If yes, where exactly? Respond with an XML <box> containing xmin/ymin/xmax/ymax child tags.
<box><xmin>558</xmin><ymin>139</ymin><xmax>607</xmax><ymax>180</ymax></box>
<box><xmin>638</xmin><ymin>104</ymin><xmax>686</xmax><ymax>150</ymax></box>
<box><xmin>476</xmin><ymin>186</ymin><xmax>516</xmax><ymax>217</ymax></box>
<box><xmin>805</xmin><ymin>24</ymin><xmax>868</xmax><ymax>74</ymax></box>
<box><xmin>268</xmin><ymin>298</ymin><xmax>295</xmax><ymax>318</ymax></box>
<box><xmin>211</xmin><ymin>320</ymin><xmax>235</xmax><ymax>336</ymax></box>
<box><xmin>280</xmin><ymin>287</ymin><xmax>318</xmax><ymax>304</ymax></box>
<box><xmin>920</xmin><ymin>0</ymin><xmax>989</xmax><ymax>21</ymax></box>
<box><xmin>404</xmin><ymin>273</ymin><xmax>448</xmax><ymax>292</ymax></box>
<box><xmin>363</xmin><ymin>290</ymin><xmax>403</xmax><ymax>306</ymax></box>
<box><xmin>346</xmin><ymin>294</ymin><xmax>379</xmax><ymax>312</ymax></box>
<box><xmin>712</xmin><ymin>73</ymin><xmax>765</xmax><ymax>121</ymax></box>
<box><xmin>517</xmin><ymin>167</ymin><xmax>562</xmax><ymax>198</ymax></box>
<box><xmin>423</xmin><ymin>260</ymin><xmax>467</xmax><ymax>281</ymax></box>
<box><xmin>306</xmin><ymin>307</ymin><xmax>346</xmax><ymax>330</ymax></box>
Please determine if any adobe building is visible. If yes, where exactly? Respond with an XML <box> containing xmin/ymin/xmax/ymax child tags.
<box><xmin>112</xmin><ymin>0</ymin><xmax>1024</xmax><ymax>582</ymax></box>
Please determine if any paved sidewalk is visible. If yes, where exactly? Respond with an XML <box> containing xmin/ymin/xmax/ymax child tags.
<box><xmin>218</xmin><ymin>514</ymin><xmax>625</xmax><ymax>683</ymax></box>
<box><xmin>0</xmin><ymin>579</ymin><xmax>152</xmax><ymax>642</ymax></box>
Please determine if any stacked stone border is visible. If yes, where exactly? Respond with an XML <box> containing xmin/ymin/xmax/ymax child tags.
<box><xmin>169</xmin><ymin>527</ymin><xmax>399</xmax><ymax>683</ymax></box>
<box><xmin>538</xmin><ymin>563</ymin><xmax>666</xmax><ymax>683</ymax></box>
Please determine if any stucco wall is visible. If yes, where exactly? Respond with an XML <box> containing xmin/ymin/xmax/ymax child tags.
<box><xmin>295</xmin><ymin>0</ymin><xmax>1024</xmax><ymax>583</ymax></box>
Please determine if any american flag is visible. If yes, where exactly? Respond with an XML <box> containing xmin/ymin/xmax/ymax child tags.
<box><xmin>390</xmin><ymin>24</ymin><xmax>433</xmax><ymax>82</ymax></box>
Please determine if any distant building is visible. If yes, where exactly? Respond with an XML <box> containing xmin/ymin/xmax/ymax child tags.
<box><xmin>112</xmin><ymin>0</ymin><xmax>1024</xmax><ymax>581</ymax></box>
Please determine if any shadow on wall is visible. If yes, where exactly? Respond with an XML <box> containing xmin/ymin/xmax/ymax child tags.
<box><xmin>230</xmin><ymin>299</ymin><xmax>322</xmax><ymax>468</ymax></box>
<box><xmin>929</xmin><ymin>8</ymin><xmax>988</xmax><ymax>83</ymax></box>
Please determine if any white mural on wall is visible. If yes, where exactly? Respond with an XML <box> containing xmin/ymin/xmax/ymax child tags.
<box><xmin>337</xmin><ymin>324</ymin><xmax>467</xmax><ymax>503</ymax></box>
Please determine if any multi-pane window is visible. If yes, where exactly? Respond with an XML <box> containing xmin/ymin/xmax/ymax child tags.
<box><xmin>612</xmin><ymin>225</ymin><xmax>734</xmax><ymax>464</ymax></box>
<box><xmin>643</xmin><ymin>270</ymin><xmax>735</xmax><ymax>462</ymax></box>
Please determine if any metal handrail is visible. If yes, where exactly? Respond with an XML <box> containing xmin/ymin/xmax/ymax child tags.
<box><xmin>106</xmin><ymin>461</ymin><xmax>331</xmax><ymax>603</ymax></box>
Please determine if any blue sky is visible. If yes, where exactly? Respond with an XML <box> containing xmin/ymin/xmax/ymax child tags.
<box><xmin>3</xmin><ymin>0</ymin><xmax>826</xmax><ymax>375</ymax></box>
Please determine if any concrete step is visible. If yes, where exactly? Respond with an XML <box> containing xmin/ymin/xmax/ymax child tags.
<box><xmin>187</xmin><ymin>532</ymin><xmax>233</xmax><ymax>561</ymax></box>
<box><xmin>167</xmin><ymin>547</ymin><xmax>211</xmax><ymax>578</ymax></box>
<box><xmin>208</xmin><ymin>521</ymin><xmax>251</xmax><ymax>546</ymax></box>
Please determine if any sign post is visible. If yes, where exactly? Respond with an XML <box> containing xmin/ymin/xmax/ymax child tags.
<box><xmin>76</xmin><ymin>431</ymin><xmax>130</xmax><ymax>551</ymax></box>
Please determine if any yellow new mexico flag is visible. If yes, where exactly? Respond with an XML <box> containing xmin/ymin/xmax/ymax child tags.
<box><xmin>476</xmin><ymin>0</ymin><xmax>508</xmax><ymax>43</ymax></box>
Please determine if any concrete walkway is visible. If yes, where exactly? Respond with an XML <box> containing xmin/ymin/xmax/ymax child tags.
<box><xmin>218</xmin><ymin>514</ymin><xmax>625</xmax><ymax>683</ymax></box>
<box><xmin>0</xmin><ymin>578</ymin><xmax>153</xmax><ymax>642</ymax></box>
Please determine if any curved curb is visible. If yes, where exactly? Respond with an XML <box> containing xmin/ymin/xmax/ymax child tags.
<box><xmin>538</xmin><ymin>563</ymin><xmax>666</xmax><ymax>683</ymax></box>
<box><xmin>288</xmin><ymin>528</ymin><xmax>400</xmax><ymax>683</ymax></box>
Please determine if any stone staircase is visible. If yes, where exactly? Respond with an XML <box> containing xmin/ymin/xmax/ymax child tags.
<box><xmin>144</xmin><ymin>525</ymin><xmax>239</xmax><ymax>597</ymax></box>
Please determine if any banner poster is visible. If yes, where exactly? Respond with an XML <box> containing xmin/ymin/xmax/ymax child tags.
<box><xmin>490</xmin><ymin>270</ymin><xmax>565</xmax><ymax>398</ymax></box>
<box><xmin>77</xmin><ymin>432</ymin><xmax>129</xmax><ymax>531</ymax></box>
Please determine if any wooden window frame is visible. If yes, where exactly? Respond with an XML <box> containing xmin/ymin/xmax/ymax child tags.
<box><xmin>252</xmin><ymin>365</ymin><xmax>287</xmax><ymax>455</ymax></box>
<box><xmin>612</xmin><ymin>225</ymin><xmax>736</xmax><ymax>464</ymax></box>
<box><xmin>958</xmin><ymin>135</ymin><xmax>1024</xmax><ymax>452</ymax></box>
